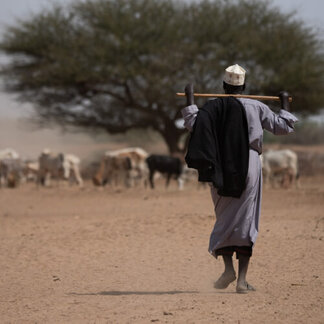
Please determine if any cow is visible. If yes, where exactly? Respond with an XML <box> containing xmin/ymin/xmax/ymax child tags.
<box><xmin>262</xmin><ymin>149</ymin><xmax>299</xmax><ymax>188</ymax></box>
<box><xmin>38</xmin><ymin>149</ymin><xmax>83</xmax><ymax>187</ymax></box>
<box><xmin>181</xmin><ymin>165</ymin><xmax>208</xmax><ymax>189</ymax></box>
<box><xmin>93</xmin><ymin>155</ymin><xmax>132</xmax><ymax>187</ymax></box>
<box><xmin>0</xmin><ymin>158</ymin><xmax>23</xmax><ymax>188</ymax></box>
<box><xmin>0</xmin><ymin>149</ymin><xmax>22</xmax><ymax>188</ymax></box>
<box><xmin>38</xmin><ymin>150</ymin><xmax>64</xmax><ymax>186</ymax></box>
<box><xmin>145</xmin><ymin>154</ymin><xmax>184</xmax><ymax>189</ymax></box>
<box><xmin>93</xmin><ymin>147</ymin><xmax>148</xmax><ymax>187</ymax></box>
<box><xmin>22</xmin><ymin>161</ymin><xmax>39</xmax><ymax>182</ymax></box>
<box><xmin>63</xmin><ymin>154</ymin><xmax>84</xmax><ymax>186</ymax></box>
<box><xmin>0</xmin><ymin>148</ymin><xmax>19</xmax><ymax>160</ymax></box>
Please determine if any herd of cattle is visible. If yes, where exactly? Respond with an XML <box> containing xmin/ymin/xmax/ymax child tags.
<box><xmin>0</xmin><ymin>147</ymin><xmax>299</xmax><ymax>189</ymax></box>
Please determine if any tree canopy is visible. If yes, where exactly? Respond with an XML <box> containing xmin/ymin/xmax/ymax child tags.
<box><xmin>1</xmin><ymin>0</ymin><xmax>323</xmax><ymax>152</ymax></box>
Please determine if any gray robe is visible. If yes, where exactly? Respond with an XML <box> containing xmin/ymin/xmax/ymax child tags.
<box><xmin>181</xmin><ymin>98</ymin><xmax>298</xmax><ymax>256</ymax></box>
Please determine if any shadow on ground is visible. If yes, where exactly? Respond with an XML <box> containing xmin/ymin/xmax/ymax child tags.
<box><xmin>68</xmin><ymin>290</ymin><xmax>199</xmax><ymax>296</ymax></box>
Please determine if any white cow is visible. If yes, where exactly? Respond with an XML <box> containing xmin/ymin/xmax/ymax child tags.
<box><xmin>93</xmin><ymin>147</ymin><xmax>148</xmax><ymax>187</ymax></box>
<box><xmin>0</xmin><ymin>148</ymin><xmax>19</xmax><ymax>160</ymax></box>
<box><xmin>262</xmin><ymin>149</ymin><xmax>299</xmax><ymax>188</ymax></box>
<box><xmin>181</xmin><ymin>166</ymin><xmax>208</xmax><ymax>189</ymax></box>
<box><xmin>63</xmin><ymin>154</ymin><xmax>84</xmax><ymax>186</ymax></box>
<box><xmin>38</xmin><ymin>149</ymin><xmax>83</xmax><ymax>187</ymax></box>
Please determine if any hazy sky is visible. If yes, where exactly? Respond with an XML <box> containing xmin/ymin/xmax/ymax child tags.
<box><xmin>0</xmin><ymin>0</ymin><xmax>323</xmax><ymax>156</ymax></box>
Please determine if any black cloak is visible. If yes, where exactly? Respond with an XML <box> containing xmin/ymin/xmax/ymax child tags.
<box><xmin>185</xmin><ymin>97</ymin><xmax>249</xmax><ymax>198</ymax></box>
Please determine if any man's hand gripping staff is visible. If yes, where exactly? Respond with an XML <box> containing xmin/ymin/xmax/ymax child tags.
<box><xmin>278</xmin><ymin>91</ymin><xmax>290</xmax><ymax>111</ymax></box>
<box><xmin>185</xmin><ymin>83</ymin><xmax>195</xmax><ymax>106</ymax></box>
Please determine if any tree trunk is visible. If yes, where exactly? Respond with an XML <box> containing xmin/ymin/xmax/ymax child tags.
<box><xmin>162</xmin><ymin>132</ymin><xmax>182</xmax><ymax>154</ymax></box>
<box><xmin>160</xmin><ymin>122</ymin><xmax>184</xmax><ymax>154</ymax></box>
<box><xmin>182</xmin><ymin>132</ymin><xmax>191</xmax><ymax>154</ymax></box>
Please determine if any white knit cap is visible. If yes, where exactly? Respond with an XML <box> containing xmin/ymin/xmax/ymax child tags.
<box><xmin>223</xmin><ymin>64</ymin><xmax>246</xmax><ymax>86</ymax></box>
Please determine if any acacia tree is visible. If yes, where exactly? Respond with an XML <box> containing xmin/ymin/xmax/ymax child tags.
<box><xmin>1</xmin><ymin>0</ymin><xmax>323</xmax><ymax>153</ymax></box>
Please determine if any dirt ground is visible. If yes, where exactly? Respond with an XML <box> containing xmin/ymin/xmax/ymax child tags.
<box><xmin>0</xmin><ymin>175</ymin><xmax>323</xmax><ymax>324</ymax></box>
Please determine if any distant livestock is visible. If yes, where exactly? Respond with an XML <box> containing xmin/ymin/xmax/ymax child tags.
<box><xmin>23</xmin><ymin>161</ymin><xmax>39</xmax><ymax>182</ymax></box>
<box><xmin>93</xmin><ymin>147</ymin><xmax>148</xmax><ymax>187</ymax></box>
<box><xmin>0</xmin><ymin>158</ymin><xmax>23</xmax><ymax>188</ymax></box>
<box><xmin>0</xmin><ymin>148</ymin><xmax>19</xmax><ymax>160</ymax></box>
<box><xmin>63</xmin><ymin>154</ymin><xmax>84</xmax><ymax>186</ymax></box>
<box><xmin>94</xmin><ymin>154</ymin><xmax>132</xmax><ymax>187</ymax></box>
<box><xmin>38</xmin><ymin>150</ymin><xmax>83</xmax><ymax>186</ymax></box>
<box><xmin>146</xmin><ymin>154</ymin><xmax>184</xmax><ymax>189</ymax></box>
<box><xmin>0</xmin><ymin>149</ymin><xmax>21</xmax><ymax>188</ymax></box>
<box><xmin>262</xmin><ymin>149</ymin><xmax>299</xmax><ymax>188</ymax></box>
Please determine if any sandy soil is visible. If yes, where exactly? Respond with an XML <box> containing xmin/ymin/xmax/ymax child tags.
<box><xmin>0</xmin><ymin>176</ymin><xmax>323</xmax><ymax>324</ymax></box>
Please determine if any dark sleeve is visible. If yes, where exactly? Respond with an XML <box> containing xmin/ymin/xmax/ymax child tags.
<box><xmin>185</xmin><ymin>102</ymin><xmax>223</xmax><ymax>188</ymax></box>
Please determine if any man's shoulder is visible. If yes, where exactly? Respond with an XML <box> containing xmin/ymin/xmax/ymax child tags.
<box><xmin>238</xmin><ymin>98</ymin><xmax>268</xmax><ymax>109</ymax></box>
<box><xmin>203</xmin><ymin>98</ymin><xmax>222</xmax><ymax>106</ymax></box>
<box><xmin>200</xmin><ymin>98</ymin><xmax>222</xmax><ymax>113</ymax></box>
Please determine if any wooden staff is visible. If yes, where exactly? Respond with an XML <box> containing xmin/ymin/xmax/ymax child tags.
<box><xmin>176</xmin><ymin>92</ymin><xmax>293</xmax><ymax>102</ymax></box>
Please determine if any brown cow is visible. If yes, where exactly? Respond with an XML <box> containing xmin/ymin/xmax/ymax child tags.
<box><xmin>93</xmin><ymin>147</ymin><xmax>148</xmax><ymax>187</ymax></box>
<box><xmin>93</xmin><ymin>155</ymin><xmax>132</xmax><ymax>187</ymax></box>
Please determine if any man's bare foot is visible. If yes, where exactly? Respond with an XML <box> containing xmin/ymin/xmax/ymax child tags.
<box><xmin>236</xmin><ymin>282</ymin><xmax>256</xmax><ymax>294</ymax></box>
<box><xmin>214</xmin><ymin>271</ymin><xmax>236</xmax><ymax>289</ymax></box>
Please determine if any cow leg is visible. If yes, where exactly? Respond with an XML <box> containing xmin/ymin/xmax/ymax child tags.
<box><xmin>115</xmin><ymin>171</ymin><xmax>119</xmax><ymax>187</ymax></box>
<box><xmin>102</xmin><ymin>176</ymin><xmax>108</xmax><ymax>186</ymax></box>
<box><xmin>126</xmin><ymin>170</ymin><xmax>136</xmax><ymax>188</ymax></box>
<box><xmin>269</xmin><ymin>173</ymin><xmax>276</xmax><ymax>188</ymax></box>
<box><xmin>288</xmin><ymin>168</ymin><xmax>299</xmax><ymax>189</ymax></box>
<box><xmin>0</xmin><ymin>175</ymin><xmax>4</xmax><ymax>188</ymax></box>
<box><xmin>40</xmin><ymin>171</ymin><xmax>50</xmax><ymax>187</ymax></box>
<box><xmin>141</xmin><ymin>167</ymin><xmax>148</xmax><ymax>188</ymax></box>
<box><xmin>280</xmin><ymin>168</ymin><xmax>293</xmax><ymax>189</ymax></box>
<box><xmin>165</xmin><ymin>173</ymin><xmax>171</xmax><ymax>188</ymax></box>
<box><xmin>115</xmin><ymin>170</ymin><xmax>121</xmax><ymax>187</ymax></box>
<box><xmin>285</xmin><ymin>171</ymin><xmax>293</xmax><ymax>189</ymax></box>
<box><xmin>131</xmin><ymin>168</ymin><xmax>139</xmax><ymax>187</ymax></box>
<box><xmin>177</xmin><ymin>176</ymin><xmax>184</xmax><ymax>190</ymax></box>
<box><xmin>124</xmin><ymin>170</ymin><xmax>132</xmax><ymax>188</ymax></box>
<box><xmin>149</xmin><ymin>170</ymin><xmax>155</xmax><ymax>189</ymax></box>
<box><xmin>262</xmin><ymin>164</ymin><xmax>270</xmax><ymax>189</ymax></box>
<box><xmin>105</xmin><ymin>170</ymin><xmax>113</xmax><ymax>187</ymax></box>
<box><xmin>124</xmin><ymin>171</ymin><xmax>128</xmax><ymax>188</ymax></box>
<box><xmin>37</xmin><ymin>170</ymin><xmax>43</xmax><ymax>187</ymax></box>
<box><xmin>281</xmin><ymin>172</ymin><xmax>289</xmax><ymax>189</ymax></box>
<box><xmin>289</xmin><ymin>172</ymin><xmax>294</xmax><ymax>188</ymax></box>
<box><xmin>295</xmin><ymin>172</ymin><xmax>300</xmax><ymax>189</ymax></box>
<box><xmin>36</xmin><ymin>175</ymin><xmax>41</xmax><ymax>187</ymax></box>
<box><xmin>72</xmin><ymin>166</ymin><xmax>83</xmax><ymax>187</ymax></box>
<box><xmin>45</xmin><ymin>172</ymin><xmax>51</xmax><ymax>187</ymax></box>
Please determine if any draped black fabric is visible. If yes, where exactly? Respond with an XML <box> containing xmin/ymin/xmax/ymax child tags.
<box><xmin>185</xmin><ymin>97</ymin><xmax>249</xmax><ymax>198</ymax></box>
